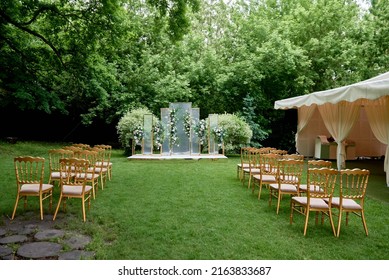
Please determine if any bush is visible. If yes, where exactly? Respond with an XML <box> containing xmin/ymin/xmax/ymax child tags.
<box><xmin>217</xmin><ymin>113</ymin><xmax>252</xmax><ymax>154</ymax></box>
<box><xmin>116</xmin><ymin>107</ymin><xmax>158</xmax><ymax>151</ymax></box>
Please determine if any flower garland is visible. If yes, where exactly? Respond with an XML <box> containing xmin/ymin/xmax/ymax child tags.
<box><xmin>193</xmin><ymin>119</ymin><xmax>207</xmax><ymax>145</ymax></box>
<box><xmin>153</xmin><ymin>120</ymin><xmax>164</xmax><ymax>149</ymax></box>
<box><xmin>212</xmin><ymin>127</ymin><xmax>225</xmax><ymax>147</ymax></box>
<box><xmin>168</xmin><ymin>108</ymin><xmax>179</xmax><ymax>149</ymax></box>
<box><xmin>133</xmin><ymin>124</ymin><xmax>144</xmax><ymax>146</ymax></box>
<box><xmin>183</xmin><ymin>111</ymin><xmax>192</xmax><ymax>138</ymax></box>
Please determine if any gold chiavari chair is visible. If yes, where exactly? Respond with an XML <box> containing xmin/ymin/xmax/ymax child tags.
<box><xmin>12</xmin><ymin>156</ymin><xmax>54</xmax><ymax>220</ymax></box>
<box><xmin>290</xmin><ymin>167</ymin><xmax>338</xmax><ymax>236</ymax></box>
<box><xmin>268</xmin><ymin>159</ymin><xmax>304</xmax><ymax>214</ymax></box>
<box><xmin>329</xmin><ymin>168</ymin><xmax>370</xmax><ymax>237</ymax></box>
<box><xmin>53</xmin><ymin>158</ymin><xmax>93</xmax><ymax>222</ymax></box>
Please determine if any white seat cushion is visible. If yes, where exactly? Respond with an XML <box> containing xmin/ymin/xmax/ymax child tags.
<box><xmin>96</xmin><ymin>161</ymin><xmax>112</xmax><ymax>167</ymax></box>
<box><xmin>299</xmin><ymin>184</ymin><xmax>324</xmax><ymax>193</ymax></box>
<box><xmin>50</xmin><ymin>172</ymin><xmax>68</xmax><ymax>179</ymax></box>
<box><xmin>253</xmin><ymin>174</ymin><xmax>276</xmax><ymax>183</ymax></box>
<box><xmin>330</xmin><ymin>197</ymin><xmax>363</xmax><ymax>210</ymax></box>
<box><xmin>293</xmin><ymin>197</ymin><xmax>330</xmax><ymax>209</ymax></box>
<box><xmin>76</xmin><ymin>173</ymin><xmax>98</xmax><ymax>180</ymax></box>
<box><xmin>20</xmin><ymin>183</ymin><xmax>53</xmax><ymax>193</ymax></box>
<box><xmin>63</xmin><ymin>185</ymin><xmax>93</xmax><ymax>195</ymax></box>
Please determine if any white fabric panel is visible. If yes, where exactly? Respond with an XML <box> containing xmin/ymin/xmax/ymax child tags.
<box><xmin>318</xmin><ymin>101</ymin><xmax>361</xmax><ymax>170</ymax></box>
<box><xmin>296</xmin><ymin>106</ymin><xmax>316</xmax><ymax>153</ymax></box>
<box><xmin>364</xmin><ymin>96</ymin><xmax>389</xmax><ymax>186</ymax></box>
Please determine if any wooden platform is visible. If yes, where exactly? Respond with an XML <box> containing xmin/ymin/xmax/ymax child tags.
<box><xmin>128</xmin><ymin>154</ymin><xmax>228</xmax><ymax>160</ymax></box>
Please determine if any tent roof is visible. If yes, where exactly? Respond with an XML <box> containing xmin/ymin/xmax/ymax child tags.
<box><xmin>274</xmin><ymin>71</ymin><xmax>389</xmax><ymax>110</ymax></box>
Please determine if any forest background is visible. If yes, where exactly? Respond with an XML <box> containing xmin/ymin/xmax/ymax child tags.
<box><xmin>1</xmin><ymin>0</ymin><xmax>388</xmax><ymax>150</ymax></box>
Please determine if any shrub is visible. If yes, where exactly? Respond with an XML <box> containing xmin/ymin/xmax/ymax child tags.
<box><xmin>217</xmin><ymin>113</ymin><xmax>252</xmax><ymax>153</ymax></box>
<box><xmin>116</xmin><ymin>107</ymin><xmax>158</xmax><ymax>150</ymax></box>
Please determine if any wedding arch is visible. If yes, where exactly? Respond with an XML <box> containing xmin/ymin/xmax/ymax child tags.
<box><xmin>129</xmin><ymin>102</ymin><xmax>226</xmax><ymax>159</ymax></box>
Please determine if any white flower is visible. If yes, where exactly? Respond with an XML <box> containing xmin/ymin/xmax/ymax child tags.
<box><xmin>193</xmin><ymin>119</ymin><xmax>207</xmax><ymax>145</ymax></box>
<box><xmin>213</xmin><ymin>127</ymin><xmax>225</xmax><ymax>147</ymax></box>
<box><xmin>183</xmin><ymin>111</ymin><xmax>192</xmax><ymax>138</ymax></box>
<box><xmin>153</xmin><ymin>121</ymin><xmax>164</xmax><ymax>149</ymax></box>
<box><xmin>168</xmin><ymin>108</ymin><xmax>179</xmax><ymax>149</ymax></box>
<box><xmin>133</xmin><ymin>124</ymin><xmax>144</xmax><ymax>145</ymax></box>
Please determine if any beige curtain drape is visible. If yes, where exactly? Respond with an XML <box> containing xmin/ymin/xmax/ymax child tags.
<box><xmin>364</xmin><ymin>96</ymin><xmax>389</xmax><ymax>186</ymax></box>
<box><xmin>296</xmin><ymin>105</ymin><xmax>316</xmax><ymax>153</ymax></box>
<box><xmin>318</xmin><ymin>100</ymin><xmax>361</xmax><ymax>170</ymax></box>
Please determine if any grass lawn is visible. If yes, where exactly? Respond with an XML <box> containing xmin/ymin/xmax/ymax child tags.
<box><xmin>1</xmin><ymin>141</ymin><xmax>389</xmax><ymax>260</ymax></box>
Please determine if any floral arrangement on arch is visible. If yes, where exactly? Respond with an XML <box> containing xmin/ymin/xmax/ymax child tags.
<box><xmin>183</xmin><ymin>111</ymin><xmax>192</xmax><ymax>138</ymax></box>
<box><xmin>168</xmin><ymin>108</ymin><xmax>179</xmax><ymax>149</ymax></box>
<box><xmin>153</xmin><ymin>120</ymin><xmax>164</xmax><ymax>149</ymax></box>
<box><xmin>193</xmin><ymin>119</ymin><xmax>207</xmax><ymax>145</ymax></box>
<box><xmin>212</xmin><ymin>127</ymin><xmax>225</xmax><ymax>147</ymax></box>
<box><xmin>133</xmin><ymin>124</ymin><xmax>144</xmax><ymax>146</ymax></box>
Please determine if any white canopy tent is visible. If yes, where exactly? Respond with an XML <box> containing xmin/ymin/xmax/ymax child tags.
<box><xmin>274</xmin><ymin>71</ymin><xmax>389</xmax><ymax>186</ymax></box>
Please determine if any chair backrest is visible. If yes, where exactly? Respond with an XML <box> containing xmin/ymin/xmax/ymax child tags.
<box><xmin>14</xmin><ymin>156</ymin><xmax>45</xmax><ymax>189</ymax></box>
<box><xmin>283</xmin><ymin>154</ymin><xmax>304</xmax><ymax>160</ymax></box>
<box><xmin>247</xmin><ymin>148</ymin><xmax>262</xmax><ymax>169</ymax></box>
<box><xmin>306</xmin><ymin>167</ymin><xmax>338</xmax><ymax>198</ymax></box>
<box><xmin>339</xmin><ymin>168</ymin><xmax>370</xmax><ymax>200</ymax></box>
<box><xmin>94</xmin><ymin>144</ymin><xmax>112</xmax><ymax>151</ymax></box>
<box><xmin>94</xmin><ymin>144</ymin><xmax>112</xmax><ymax>163</ymax></box>
<box><xmin>76</xmin><ymin>149</ymin><xmax>98</xmax><ymax>173</ymax></box>
<box><xmin>71</xmin><ymin>143</ymin><xmax>91</xmax><ymax>149</ymax></box>
<box><xmin>240</xmin><ymin>147</ymin><xmax>253</xmax><ymax>165</ymax></box>
<box><xmin>59</xmin><ymin>158</ymin><xmax>89</xmax><ymax>187</ymax></box>
<box><xmin>258</xmin><ymin>147</ymin><xmax>276</xmax><ymax>154</ymax></box>
<box><xmin>307</xmin><ymin>160</ymin><xmax>332</xmax><ymax>169</ymax></box>
<box><xmin>90</xmin><ymin>147</ymin><xmax>106</xmax><ymax>165</ymax></box>
<box><xmin>48</xmin><ymin>149</ymin><xmax>74</xmax><ymax>172</ymax></box>
<box><xmin>63</xmin><ymin>146</ymin><xmax>84</xmax><ymax>156</ymax></box>
<box><xmin>259</xmin><ymin>153</ymin><xmax>281</xmax><ymax>176</ymax></box>
<box><xmin>276</xmin><ymin>159</ymin><xmax>305</xmax><ymax>186</ymax></box>
<box><xmin>272</xmin><ymin>149</ymin><xmax>288</xmax><ymax>155</ymax></box>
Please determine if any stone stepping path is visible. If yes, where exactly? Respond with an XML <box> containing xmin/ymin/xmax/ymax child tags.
<box><xmin>0</xmin><ymin>214</ymin><xmax>95</xmax><ymax>260</ymax></box>
<box><xmin>18</xmin><ymin>242</ymin><xmax>63</xmax><ymax>259</ymax></box>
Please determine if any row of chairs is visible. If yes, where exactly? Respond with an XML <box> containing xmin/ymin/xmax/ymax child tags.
<box><xmin>49</xmin><ymin>144</ymin><xmax>112</xmax><ymax>196</ymax></box>
<box><xmin>237</xmin><ymin>147</ymin><xmax>369</xmax><ymax>237</ymax></box>
<box><xmin>11</xmin><ymin>144</ymin><xmax>113</xmax><ymax>222</ymax></box>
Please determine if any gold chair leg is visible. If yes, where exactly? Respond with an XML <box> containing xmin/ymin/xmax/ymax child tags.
<box><xmin>290</xmin><ymin>200</ymin><xmax>294</xmax><ymax>224</ymax></box>
<box><xmin>53</xmin><ymin>195</ymin><xmax>63</xmax><ymax>221</ymax></box>
<box><xmin>328</xmin><ymin>210</ymin><xmax>336</xmax><ymax>237</ymax></box>
<box><xmin>303</xmin><ymin>210</ymin><xmax>310</xmax><ymax>236</ymax></box>
<box><xmin>11</xmin><ymin>195</ymin><xmax>20</xmax><ymax>220</ymax></box>
<box><xmin>276</xmin><ymin>192</ymin><xmax>281</xmax><ymax>214</ymax></box>
<box><xmin>337</xmin><ymin>210</ymin><xmax>343</xmax><ymax>237</ymax></box>
<box><xmin>361</xmin><ymin>211</ymin><xmax>369</xmax><ymax>236</ymax></box>
<box><xmin>39</xmin><ymin>194</ymin><xmax>44</xmax><ymax>220</ymax></box>
<box><xmin>91</xmin><ymin>183</ymin><xmax>96</xmax><ymax>199</ymax></box>
<box><xmin>82</xmin><ymin>198</ymin><xmax>86</xmax><ymax>222</ymax></box>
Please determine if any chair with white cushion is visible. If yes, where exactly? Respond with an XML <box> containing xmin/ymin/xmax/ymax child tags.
<box><xmin>331</xmin><ymin>168</ymin><xmax>370</xmax><ymax>237</ymax></box>
<box><xmin>12</xmin><ymin>156</ymin><xmax>54</xmax><ymax>220</ymax></box>
<box><xmin>290</xmin><ymin>167</ymin><xmax>338</xmax><ymax>236</ymax></box>
<box><xmin>53</xmin><ymin>158</ymin><xmax>93</xmax><ymax>222</ymax></box>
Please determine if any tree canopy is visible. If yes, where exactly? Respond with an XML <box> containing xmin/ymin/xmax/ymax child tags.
<box><xmin>1</xmin><ymin>0</ymin><xmax>388</xmax><ymax>147</ymax></box>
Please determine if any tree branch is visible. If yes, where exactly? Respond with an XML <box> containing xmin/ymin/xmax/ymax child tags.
<box><xmin>0</xmin><ymin>9</ymin><xmax>65</xmax><ymax>68</ymax></box>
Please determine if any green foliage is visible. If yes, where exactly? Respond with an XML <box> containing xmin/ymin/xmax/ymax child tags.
<box><xmin>217</xmin><ymin>113</ymin><xmax>252</xmax><ymax>153</ymax></box>
<box><xmin>2</xmin><ymin>0</ymin><xmax>389</xmax><ymax>148</ymax></box>
<box><xmin>116</xmin><ymin>107</ymin><xmax>158</xmax><ymax>148</ymax></box>
<box><xmin>364</xmin><ymin>0</ymin><xmax>389</xmax><ymax>74</ymax></box>
<box><xmin>240</xmin><ymin>93</ymin><xmax>270</xmax><ymax>147</ymax></box>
